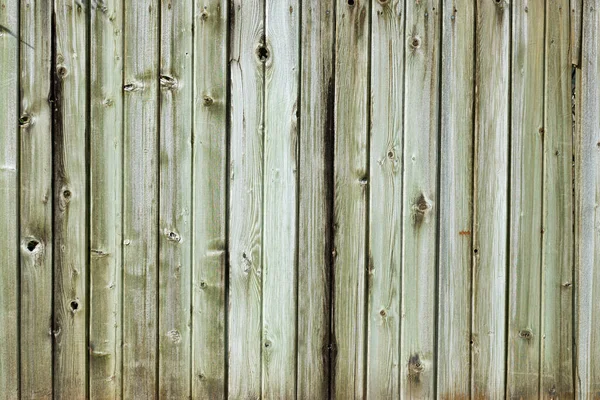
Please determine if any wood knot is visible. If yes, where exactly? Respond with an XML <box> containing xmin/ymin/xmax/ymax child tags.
<box><xmin>264</xmin><ymin>340</ymin><xmax>272</xmax><ymax>348</ymax></box>
<box><xmin>166</xmin><ymin>330</ymin><xmax>182</xmax><ymax>343</ymax></box>
<box><xmin>23</xmin><ymin>238</ymin><xmax>41</xmax><ymax>254</ymax></box>
<box><xmin>70</xmin><ymin>300</ymin><xmax>80</xmax><ymax>313</ymax></box>
<box><xmin>413</xmin><ymin>193</ymin><xmax>433</xmax><ymax>225</ymax></box>
<box><xmin>56</xmin><ymin>65</ymin><xmax>68</xmax><ymax>79</ymax></box>
<box><xmin>165</xmin><ymin>230</ymin><xmax>181</xmax><ymax>242</ymax></box>
<box><xmin>408</xmin><ymin>354</ymin><xmax>424</xmax><ymax>378</ymax></box>
<box><xmin>410</xmin><ymin>36</ymin><xmax>421</xmax><ymax>49</ymax></box>
<box><xmin>519</xmin><ymin>329</ymin><xmax>533</xmax><ymax>340</ymax></box>
<box><xmin>202</xmin><ymin>95</ymin><xmax>214</xmax><ymax>106</ymax></box>
<box><xmin>19</xmin><ymin>113</ymin><xmax>32</xmax><ymax>128</ymax></box>
<box><xmin>256</xmin><ymin>44</ymin><xmax>269</xmax><ymax>63</ymax></box>
<box><xmin>160</xmin><ymin>75</ymin><xmax>178</xmax><ymax>90</ymax></box>
<box><xmin>123</xmin><ymin>81</ymin><xmax>143</xmax><ymax>92</ymax></box>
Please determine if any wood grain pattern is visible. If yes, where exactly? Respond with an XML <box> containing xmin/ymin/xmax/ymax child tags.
<box><xmin>577</xmin><ymin>1</ymin><xmax>600</xmax><ymax>396</ymax></box>
<box><xmin>0</xmin><ymin>0</ymin><xmax>19</xmax><ymax>397</ymax></box>
<box><xmin>400</xmin><ymin>1</ymin><xmax>440</xmax><ymax>398</ymax></box>
<box><xmin>122</xmin><ymin>0</ymin><xmax>159</xmax><ymax>397</ymax></box>
<box><xmin>296</xmin><ymin>0</ymin><xmax>334</xmax><ymax>398</ymax></box>
<box><xmin>89</xmin><ymin>0</ymin><xmax>123</xmax><ymax>396</ymax></box>
<box><xmin>192</xmin><ymin>0</ymin><xmax>228</xmax><ymax>397</ymax></box>
<box><xmin>262</xmin><ymin>0</ymin><xmax>299</xmax><ymax>397</ymax></box>
<box><xmin>19</xmin><ymin>0</ymin><xmax>54</xmax><ymax>397</ymax></box>
<box><xmin>366</xmin><ymin>0</ymin><xmax>403</xmax><ymax>397</ymax></box>
<box><xmin>52</xmin><ymin>0</ymin><xmax>88</xmax><ymax>396</ymax></box>
<box><xmin>228</xmin><ymin>0</ymin><xmax>264</xmax><ymax>396</ymax></box>
<box><xmin>542</xmin><ymin>0</ymin><xmax>574</xmax><ymax>397</ymax></box>
<box><xmin>158</xmin><ymin>0</ymin><xmax>193</xmax><ymax>397</ymax></box>
<box><xmin>437</xmin><ymin>0</ymin><xmax>475</xmax><ymax>397</ymax></box>
<box><xmin>507</xmin><ymin>1</ymin><xmax>544</xmax><ymax>397</ymax></box>
<box><xmin>471</xmin><ymin>0</ymin><xmax>510</xmax><ymax>397</ymax></box>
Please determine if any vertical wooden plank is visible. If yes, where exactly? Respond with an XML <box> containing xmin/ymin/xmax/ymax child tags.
<box><xmin>542</xmin><ymin>0</ymin><xmax>574</xmax><ymax>397</ymax></box>
<box><xmin>366</xmin><ymin>0</ymin><xmax>403</xmax><ymax>397</ymax></box>
<box><xmin>577</xmin><ymin>1</ymin><xmax>600</xmax><ymax>396</ymax></box>
<box><xmin>191</xmin><ymin>0</ymin><xmax>227</xmax><ymax>397</ymax></box>
<box><xmin>19</xmin><ymin>0</ymin><xmax>53</xmax><ymax>396</ymax></box>
<box><xmin>52</xmin><ymin>0</ymin><xmax>88</xmax><ymax>396</ymax></box>
<box><xmin>400</xmin><ymin>0</ymin><xmax>440</xmax><ymax>398</ymax></box>
<box><xmin>262</xmin><ymin>0</ymin><xmax>299</xmax><ymax>397</ymax></box>
<box><xmin>506</xmin><ymin>1</ymin><xmax>544</xmax><ymax>398</ymax></box>
<box><xmin>436</xmin><ymin>0</ymin><xmax>475</xmax><ymax>397</ymax></box>
<box><xmin>571</xmin><ymin>0</ymin><xmax>582</xmax><ymax>66</ymax></box>
<box><xmin>228</xmin><ymin>0</ymin><xmax>264</xmax><ymax>395</ymax></box>
<box><xmin>471</xmin><ymin>0</ymin><xmax>510</xmax><ymax>397</ymax></box>
<box><xmin>89</xmin><ymin>0</ymin><xmax>123</xmax><ymax>396</ymax></box>
<box><xmin>122</xmin><ymin>0</ymin><xmax>159</xmax><ymax>397</ymax></box>
<box><xmin>158</xmin><ymin>0</ymin><xmax>193</xmax><ymax>397</ymax></box>
<box><xmin>331</xmin><ymin>0</ymin><xmax>369</xmax><ymax>397</ymax></box>
<box><xmin>0</xmin><ymin>0</ymin><xmax>19</xmax><ymax>397</ymax></box>
<box><xmin>296</xmin><ymin>0</ymin><xmax>334</xmax><ymax>397</ymax></box>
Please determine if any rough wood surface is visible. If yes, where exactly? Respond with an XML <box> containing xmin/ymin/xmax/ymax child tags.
<box><xmin>296</xmin><ymin>0</ymin><xmax>334</xmax><ymax>398</ymax></box>
<box><xmin>192</xmin><ymin>0</ymin><xmax>228</xmax><ymax>397</ymax></box>
<box><xmin>330</xmin><ymin>0</ymin><xmax>369</xmax><ymax>397</ymax></box>
<box><xmin>437</xmin><ymin>0</ymin><xmax>475</xmax><ymax>397</ymax></box>
<box><xmin>262</xmin><ymin>0</ymin><xmax>299</xmax><ymax>397</ymax></box>
<box><xmin>228</xmin><ymin>0</ymin><xmax>264</xmax><ymax>396</ymax></box>
<box><xmin>471</xmin><ymin>0</ymin><xmax>510</xmax><ymax>397</ymax></box>
<box><xmin>89</xmin><ymin>0</ymin><xmax>123</xmax><ymax>396</ymax></box>
<box><xmin>0</xmin><ymin>0</ymin><xmax>19</xmax><ymax>397</ymax></box>
<box><xmin>157</xmin><ymin>0</ymin><xmax>193</xmax><ymax>397</ymax></box>
<box><xmin>122</xmin><ymin>0</ymin><xmax>159</xmax><ymax>397</ymax></box>
<box><xmin>52</xmin><ymin>0</ymin><xmax>88</xmax><ymax>396</ymax></box>
<box><xmin>542</xmin><ymin>0</ymin><xmax>574</xmax><ymax>397</ymax></box>
<box><xmin>507</xmin><ymin>1</ymin><xmax>544</xmax><ymax>397</ymax></box>
<box><xmin>19</xmin><ymin>0</ymin><xmax>54</xmax><ymax>397</ymax></box>
<box><xmin>366</xmin><ymin>0</ymin><xmax>403</xmax><ymax>397</ymax></box>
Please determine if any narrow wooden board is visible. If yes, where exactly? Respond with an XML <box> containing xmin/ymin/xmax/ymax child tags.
<box><xmin>331</xmin><ymin>0</ymin><xmax>369</xmax><ymax>397</ymax></box>
<box><xmin>262</xmin><ymin>0</ymin><xmax>299</xmax><ymax>397</ymax></box>
<box><xmin>0</xmin><ymin>0</ymin><xmax>19</xmax><ymax>396</ymax></box>
<box><xmin>571</xmin><ymin>0</ymin><xmax>582</xmax><ymax>66</ymax></box>
<box><xmin>192</xmin><ymin>0</ymin><xmax>228</xmax><ymax>397</ymax></box>
<box><xmin>400</xmin><ymin>1</ymin><xmax>440</xmax><ymax>398</ymax></box>
<box><xmin>576</xmin><ymin>1</ymin><xmax>600</xmax><ymax>396</ymax></box>
<box><xmin>158</xmin><ymin>0</ymin><xmax>193</xmax><ymax>397</ymax></box>
<box><xmin>367</xmin><ymin>0</ymin><xmax>403</xmax><ymax>397</ymax></box>
<box><xmin>296</xmin><ymin>0</ymin><xmax>335</xmax><ymax>397</ymax></box>
<box><xmin>228</xmin><ymin>0</ymin><xmax>264</xmax><ymax>396</ymax></box>
<box><xmin>506</xmin><ymin>1</ymin><xmax>544</xmax><ymax>397</ymax></box>
<box><xmin>52</xmin><ymin>0</ymin><xmax>88</xmax><ymax>396</ymax></box>
<box><xmin>471</xmin><ymin>0</ymin><xmax>510</xmax><ymax>397</ymax></box>
<box><xmin>122</xmin><ymin>0</ymin><xmax>159</xmax><ymax>397</ymax></box>
<box><xmin>541</xmin><ymin>0</ymin><xmax>574</xmax><ymax>397</ymax></box>
<box><xmin>19</xmin><ymin>0</ymin><xmax>54</xmax><ymax>397</ymax></box>
<box><xmin>437</xmin><ymin>0</ymin><xmax>475</xmax><ymax>397</ymax></box>
<box><xmin>88</xmin><ymin>0</ymin><xmax>123</xmax><ymax>396</ymax></box>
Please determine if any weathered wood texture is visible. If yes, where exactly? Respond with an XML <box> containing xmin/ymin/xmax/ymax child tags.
<box><xmin>6</xmin><ymin>1</ymin><xmax>600</xmax><ymax>398</ymax></box>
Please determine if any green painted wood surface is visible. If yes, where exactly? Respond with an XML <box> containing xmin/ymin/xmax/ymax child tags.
<box><xmin>366</xmin><ymin>0</ymin><xmax>403</xmax><ymax>397</ymax></box>
<box><xmin>471</xmin><ymin>0</ymin><xmax>510</xmax><ymax>398</ymax></box>
<box><xmin>122</xmin><ymin>0</ymin><xmax>159</xmax><ymax>397</ymax></box>
<box><xmin>437</xmin><ymin>0</ymin><xmax>474</xmax><ymax>397</ymax></box>
<box><xmin>158</xmin><ymin>0</ymin><xmax>193</xmax><ymax>396</ymax></box>
<box><xmin>192</xmin><ymin>0</ymin><xmax>228</xmax><ymax>397</ymax></box>
<box><xmin>331</xmin><ymin>0</ymin><xmax>369</xmax><ymax>397</ymax></box>
<box><xmin>0</xmin><ymin>0</ymin><xmax>19</xmax><ymax>397</ymax></box>
<box><xmin>89</xmin><ymin>0</ymin><xmax>123</xmax><ymax>396</ymax></box>
<box><xmin>5</xmin><ymin>2</ymin><xmax>600</xmax><ymax>398</ymax></box>
<box><xmin>507</xmin><ymin>1</ymin><xmax>544</xmax><ymax>397</ymax></box>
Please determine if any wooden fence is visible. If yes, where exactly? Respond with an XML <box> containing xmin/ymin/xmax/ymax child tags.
<box><xmin>1</xmin><ymin>0</ymin><xmax>600</xmax><ymax>398</ymax></box>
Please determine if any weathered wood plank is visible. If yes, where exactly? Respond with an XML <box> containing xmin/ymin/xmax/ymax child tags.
<box><xmin>541</xmin><ymin>0</ymin><xmax>574</xmax><ymax>397</ymax></box>
<box><xmin>89</xmin><ymin>0</ymin><xmax>123</xmax><ymax>396</ymax></box>
<box><xmin>400</xmin><ymin>1</ymin><xmax>440</xmax><ymax>398</ymax></box>
<box><xmin>576</xmin><ymin>1</ymin><xmax>600</xmax><ymax>396</ymax></box>
<box><xmin>262</xmin><ymin>0</ymin><xmax>299</xmax><ymax>397</ymax></box>
<box><xmin>52</xmin><ymin>0</ymin><xmax>88</xmax><ymax>396</ymax></box>
<box><xmin>228</xmin><ymin>0</ymin><xmax>264</xmax><ymax>396</ymax></box>
<box><xmin>506</xmin><ymin>1</ymin><xmax>544</xmax><ymax>398</ymax></box>
<box><xmin>571</xmin><ymin>0</ymin><xmax>582</xmax><ymax>66</ymax></box>
<box><xmin>158</xmin><ymin>0</ymin><xmax>193</xmax><ymax>397</ymax></box>
<box><xmin>0</xmin><ymin>0</ymin><xmax>19</xmax><ymax>397</ymax></box>
<box><xmin>122</xmin><ymin>0</ymin><xmax>159</xmax><ymax>397</ymax></box>
<box><xmin>19</xmin><ymin>0</ymin><xmax>54</xmax><ymax>397</ymax></box>
<box><xmin>331</xmin><ymin>0</ymin><xmax>369</xmax><ymax>397</ymax></box>
<box><xmin>436</xmin><ymin>0</ymin><xmax>475</xmax><ymax>397</ymax></box>
<box><xmin>471</xmin><ymin>0</ymin><xmax>510</xmax><ymax>397</ymax></box>
<box><xmin>366</xmin><ymin>0</ymin><xmax>403</xmax><ymax>397</ymax></box>
<box><xmin>191</xmin><ymin>0</ymin><xmax>228</xmax><ymax>397</ymax></box>
<box><xmin>296</xmin><ymin>0</ymin><xmax>334</xmax><ymax>397</ymax></box>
